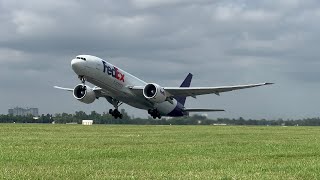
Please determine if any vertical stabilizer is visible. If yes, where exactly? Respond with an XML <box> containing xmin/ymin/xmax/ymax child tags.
<box><xmin>175</xmin><ymin>73</ymin><xmax>193</xmax><ymax>106</ymax></box>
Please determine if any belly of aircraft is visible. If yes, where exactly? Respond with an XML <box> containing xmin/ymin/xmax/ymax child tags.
<box><xmin>85</xmin><ymin>66</ymin><xmax>180</xmax><ymax>116</ymax></box>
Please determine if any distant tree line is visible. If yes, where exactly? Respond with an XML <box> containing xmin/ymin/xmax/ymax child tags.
<box><xmin>0</xmin><ymin>110</ymin><xmax>320</xmax><ymax>126</ymax></box>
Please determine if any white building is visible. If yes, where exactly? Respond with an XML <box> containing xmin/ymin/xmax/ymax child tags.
<box><xmin>82</xmin><ymin>120</ymin><xmax>93</xmax><ymax>125</ymax></box>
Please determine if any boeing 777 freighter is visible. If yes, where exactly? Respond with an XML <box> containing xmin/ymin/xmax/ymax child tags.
<box><xmin>55</xmin><ymin>55</ymin><xmax>273</xmax><ymax>119</ymax></box>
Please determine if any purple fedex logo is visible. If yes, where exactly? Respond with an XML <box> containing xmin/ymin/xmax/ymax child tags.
<box><xmin>102</xmin><ymin>61</ymin><xmax>125</xmax><ymax>82</ymax></box>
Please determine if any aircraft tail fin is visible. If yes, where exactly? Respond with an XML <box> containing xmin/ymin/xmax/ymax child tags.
<box><xmin>175</xmin><ymin>73</ymin><xmax>193</xmax><ymax>106</ymax></box>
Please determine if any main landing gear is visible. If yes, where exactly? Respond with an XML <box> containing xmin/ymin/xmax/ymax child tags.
<box><xmin>148</xmin><ymin>109</ymin><xmax>162</xmax><ymax>119</ymax></box>
<box><xmin>109</xmin><ymin>100</ymin><xmax>123</xmax><ymax>119</ymax></box>
<box><xmin>109</xmin><ymin>109</ymin><xmax>123</xmax><ymax>119</ymax></box>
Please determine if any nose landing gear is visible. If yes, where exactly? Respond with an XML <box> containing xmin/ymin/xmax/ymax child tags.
<box><xmin>79</xmin><ymin>75</ymin><xmax>86</xmax><ymax>84</ymax></box>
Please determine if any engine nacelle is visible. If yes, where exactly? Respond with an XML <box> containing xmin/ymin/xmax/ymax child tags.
<box><xmin>143</xmin><ymin>83</ymin><xmax>167</xmax><ymax>103</ymax></box>
<box><xmin>73</xmin><ymin>84</ymin><xmax>96</xmax><ymax>104</ymax></box>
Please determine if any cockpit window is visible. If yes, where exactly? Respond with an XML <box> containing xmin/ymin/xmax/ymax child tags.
<box><xmin>76</xmin><ymin>57</ymin><xmax>86</xmax><ymax>61</ymax></box>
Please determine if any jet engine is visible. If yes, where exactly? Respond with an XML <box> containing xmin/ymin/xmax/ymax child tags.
<box><xmin>73</xmin><ymin>84</ymin><xmax>96</xmax><ymax>104</ymax></box>
<box><xmin>143</xmin><ymin>83</ymin><xmax>167</xmax><ymax>103</ymax></box>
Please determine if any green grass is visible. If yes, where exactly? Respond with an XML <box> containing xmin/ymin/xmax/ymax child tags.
<box><xmin>0</xmin><ymin>124</ymin><xmax>320</xmax><ymax>179</ymax></box>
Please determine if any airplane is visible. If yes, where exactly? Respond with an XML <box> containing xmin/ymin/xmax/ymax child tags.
<box><xmin>54</xmin><ymin>55</ymin><xmax>273</xmax><ymax>119</ymax></box>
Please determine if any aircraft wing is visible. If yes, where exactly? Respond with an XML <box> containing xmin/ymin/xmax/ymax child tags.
<box><xmin>129</xmin><ymin>82</ymin><xmax>273</xmax><ymax>98</ymax></box>
<box><xmin>53</xmin><ymin>86</ymin><xmax>109</xmax><ymax>97</ymax></box>
<box><xmin>164</xmin><ymin>83</ymin><xmax>273</xmax><ymax>97</ymax></box>
<box><xmin>184</xmin><ymin>109</ymin><xmax>225</xmax><ymax>112</ymax></box>
<box><xmin>54</xmin><ymin>86</ymin><xmax>73</xmax><ymax>91</ymax></box>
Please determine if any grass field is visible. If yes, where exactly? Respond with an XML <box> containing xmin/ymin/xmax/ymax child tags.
<box><xmin>0</xmin><ymin>124</ymin><xmax>320</xmax><ymax>179</ymax></box>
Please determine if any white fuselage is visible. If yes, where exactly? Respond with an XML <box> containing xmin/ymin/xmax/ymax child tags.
<box><xmin>71</xmin><ymin>55</ymin><xmax>180</xmax><ymax>116</ymax></box>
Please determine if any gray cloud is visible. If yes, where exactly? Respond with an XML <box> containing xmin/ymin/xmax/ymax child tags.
<box><xmin>0</xmin><ymin>0</ymin><xmax>319</xmax><ymax>119</ymax></box>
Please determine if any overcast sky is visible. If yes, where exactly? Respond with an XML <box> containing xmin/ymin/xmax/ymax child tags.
<box><xmin>1</xmin><ymin>0</ymin><xmax>319</xmax><ymax>119</ymax></box>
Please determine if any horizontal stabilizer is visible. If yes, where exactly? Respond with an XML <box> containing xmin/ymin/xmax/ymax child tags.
<box><xmin>184</xmin><ymin>109</ymin><xmax>225</xmax><ymax>112</ymax></box>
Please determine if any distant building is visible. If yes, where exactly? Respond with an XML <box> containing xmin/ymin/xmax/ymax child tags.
<box><xmin>8</xmin><ymin>109</ymin><xmax>14</xmax><ymax>115</ymax></box>
<box><xmin>82</xmin><ymin>120</ymin><xmax>93</xmax><ymax>126</ymax></box>
<box><xmin>8</xmin><ymin>107</ymin><xmax>39</xmax><ymax>117</ymax></box>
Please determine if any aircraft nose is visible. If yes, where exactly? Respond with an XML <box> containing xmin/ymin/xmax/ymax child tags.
<box><xmin>71</xmin><ymin>58</ymin><xmax>85</xmax><ymax>74</ymax></box>
<box><xmin>71</xmin><ymin>59</ymin><xmax>79</xmax><ymax>70</ymax></box>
